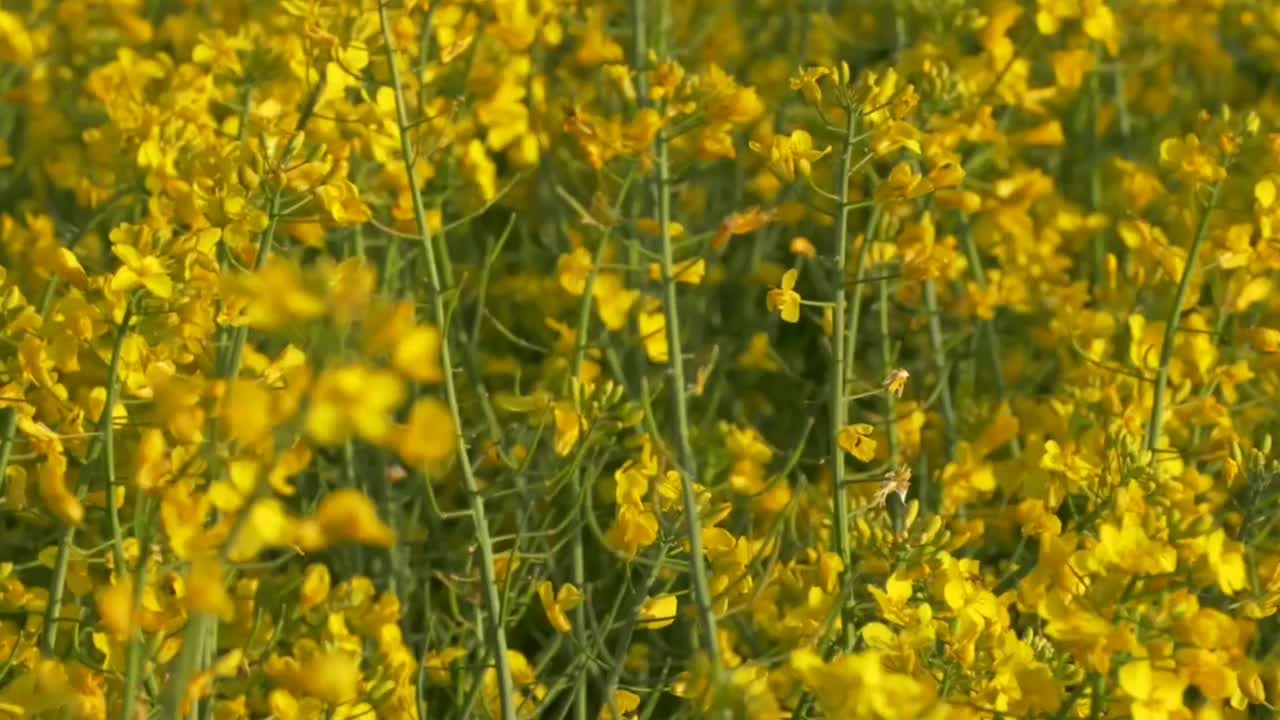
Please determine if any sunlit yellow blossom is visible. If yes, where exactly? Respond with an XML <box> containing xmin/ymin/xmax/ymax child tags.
<box><xmin>882</xmin><ymin>368</ymin><xmax>909</xmax><ymax>396</ymax></box>
<box><xmin>790</xmin><ymin>66</ymin><xmax>831</xmax><ymax>105</ymax></box>
<box><xmin>297</xmin><ymin>489</ymin><xmax>396</xmax><ymax>551</ymax></box>
<box><xmin>306</xmin><ymin>365</ymin><xmax>405</xmax><ymax>445</ymax></box>
<box><xmin>837</xmin><ymin>423</ymin><xmax>877</xmax><ymax>462</ymax></box>
<box><xmin>110</xmin><ymin>241</ymin><xmax>172</xmax><ymax>299</ymax></box>
<box><xmin>767</xmin><ymin>269</ymin><xmax>801</xmax><ymax>323</ymax></box>
<box><xmin>395</xmin><ymin>397</ymin><xmax>458</xmax><ymax>473</ymax></box>
<box><xmin>637</xmin><ymin>594</ymin><xmax>678</xmax><ymax>629</ymax></box>
<box><xmin>637</xmin><ymin>301</ymin><xmax>669</xmax><ymax>363</ymax></box>
<box><xmin>750</xmin><ymin>130</ymin><xmax>831</xmax><ymax>182</ymax></box>
<box><xmin>537</xmin><ymin>581</ymin><xmax>582</xmax><ymax>634</ymax></box>
<box><xmin>648</xmin><ymin>258</ymin><xmax>706</xmax><ymax>285</ymax></box>
<box><xmin>711</xmin><ymin>207</ymin><xmax>774</xmax><ymax>251</ymax></box>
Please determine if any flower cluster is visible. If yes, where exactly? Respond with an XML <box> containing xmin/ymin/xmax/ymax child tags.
<box><xmin>1</xmin><ymin>1</ymin><xmax>1279</xmax><ymax>719</ymax></box>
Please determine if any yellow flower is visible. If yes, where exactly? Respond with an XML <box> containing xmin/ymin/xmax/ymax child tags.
<box><xmin>295</xmin><ymin>650</ymin><xmax>363</xmax><ymax>706</ymax></box>
<box><xmin>711</xmin><ymin>206</ymin><xmax>774</xmax><ymax>251</ymax></box>
<box><xmin>1159</xmin><ymin>134</ymin><xmax>1226</xmax><ymax>185</ymax></box>
<box><xmin>876</xmin><ymin>161</ymin><xmax>932</xmax><ymax>202</ymax></box>
<box><xmin>750</xmin><ymin>130</ymin><xmax>831</xmax><ymax>182</ymax></box>
<box><xmin>299</xmin><ymin>489</ymin><xmax>396</xmax><ymax>550</ymax></box>
<box><xmin>702</xmin><ymin>64</ymin><xmax>765</xmax><ymax>126</ymax></box>
<box><xmin>767</xmin><ymin>269</ymin><xmax>801</xmax><ymax>323</ymax></box>
<box><xmin>1248</xmin><ymin>327</ymin><xmax>1280</xmax><ymax>353</ymax></box>
<box><xmin>316</xmin><ymin>178</ymin><xmax>372</xmax><ymax>225</ymax></box>
<box><xmin>836</xmin><ymin>424</ymin><xmax>877</xmax><ymax>462</ymax></box>
<box><xmin>882</xmin><ymin>368</ymin><xmax>910</xmax><ymax>396</ymax></box>
<box><xmin>608</xmin><ymin>504</ymin><xmax>658</xmax><ymax>557</ymax></box>
<box><xmin>872</xmin><ymin>466</ymin><xmax>912</xmax><ymax>507</ymax></box>
<box><xmin>222</xmin><ymin>257</ymin><xmax>327</xmax><ymax>331</ymax></box>
<box><xmin>537</xmin><ymin>581</ymin><xmax>583</xmax><ymax>634</ymax></box>
<box><xmin>598</xmin><ymin>689</ymin><xmax>641</xmax><ymax>720</ymax></box>
<box><xmin>184</xmin><ymin>559</ymin><xmax>235</xmax><ymax>619</ymax></box>
<box><xmin>1011</xmin><ymin>120</ymin><xmax>1066</xmax><ymax>147</ymax></box>
<box><xmin>637</xmin><ymin>218</ymin><xmax>686</xmax><ymax>237</ymax></box>
<box><xmin>637</xmin><ymin>301</ymin><xmax>669</xmax><ymax>363</ymax></box>
<box><xmin>110</xmin><ymin>241</ymin><xmax>172</xmax><ymax>299</ymax></box>
<box><xmin>395</xmin><ymin>397</ymin><xmax>458</xmax><ymax>473</ymax></box>
<box><xmin>558</xmin><ymin>247</ymin><xmax>594</xmax><ymax>296</ymax></box>
<box><xmin>392</xmin><ymin>325</ymin><xmax>445</xmax><ymax>384</ymax></box>
<box><xmin>927</xmin><ymin>161</ymin><xmax>965</xmax><ymax>190</ymax></box>
<box><xmin>737</xmin><ymin>332</ymin><xmax>780</xmax><ymax>372</ymax></box>
<box><xmin>1051</xmin><ymin>48</ymin><xmax>1095</xmax><ymax>92</ymax></box>
<box><xmin>0</xmin><ymin>659</ymin><xmax>73</xmax><ymax>716</ymax></box>
<box><xmin>1119</xmin><ymin>660</ymin><xmax>1187</xmax><ymax>720</ymax></box>
<box><xmin>789</xmin><ymin>237</ymin><xmax>816</xmax><ymax>257</ymax></box>
<box><xmin>300</xmin><ymin>563</ymin><xmax>331</xmax><ymax>611</ymax></box>
<box><xmin>593</xmin><ymin>273</ymin><xmax>639</xmax><ymax>331</ymax></box>
<box><xmin>305</xmin><ymin>365</ymin><xmax>405</xmax><ymax>446</ymax></box>
<box><xmin>221</xmin><ymin>379</ymin><xmax>273</xmax><ymax>446</ymax></box>
<box><xmin>38</xmin><ymin>451</ymin><xmax>83</xmax><ymax>527</ymax></box>
<box><xmin>871</xmin><ymin>120</ymin><xmax>921</xmax><ymax>156</ymax></box>
<box><xmin>462</xmin><ymin>139</ymin><xmax>498</xmax><ymax>201</ymax></box>
<box><xmin>648</xmin><ymin>257</ymin><xmax>707</xmax><ymax>286</ymax></box>
<box><xmin>553</xmin><ymin>401</ymin><xmax>585</xmax><ymax>457</ymax></box>
<box><xmin>424</xmin><ymin>647</ymin><xmax>468</xmax><ymax>686</ymax></box>
<box><xmin>790</xmin><ymin>66</ymin><xmax>831</xmax><ymax>105</ymax></box>
<box><xmin>637</xmin><ymin>594</ymin><xmax>678</xmax><ymax>629</ymax></box>
<box><xmin>95</xmin><ymin>579</ymin><xmax>134</xmax><ymax>640</ymax></box>
<box><xmin>0</xmin><ymin>10</ymin><xmax>35</xmax><ymax>64</ymax></box>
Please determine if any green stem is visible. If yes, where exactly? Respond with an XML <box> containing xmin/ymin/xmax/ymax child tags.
<box><xmin>0</xmin><ymin>408</ymin><xmax>16</xmax><ymax>498</ymax></box>
<box><xmin>104</xmin><ymin>355</ymin><xmax>128</xmax><ymax>578</ymax></box>
<box><xmin>845</xmin><ymin>207</ymin><xmax>879</xmax><ymax>382</ymax></box>
<box><xmin>120</xmin><ymin>495</ymin><xmax>156</xmax><ymax>720</ymax></box>
<box><xmin>654</xmin><ymin>127</ymin><xmax>722</xmax><ymax>676</ymax></box>
<box><xmin>923</xmin><ymin>278</ymin><xmax>956</xmax><ymax>493</ymax></box>
<box><xmin>632</xmin><ymin>0</ymin><xmax>648</xmax><ymax>104</ymax></box>
<box><xmin>220</xmin><ymin>188</ymin><xmax>282</xmax><ymax>380</ymax></box>
<box><xmin>218</xmin><ymin>75</ymin><xmax>321</xmax><ymax>380</ymax></box>
<box><xmin>878</xmin><ymin>276</ymin><xmax>898</xmax><ymax>465</ymax></box>
<box><xmin>1146</xmin><ymin>180</ymin><xmax>1221</xmax><ymax>453</ymax></box>
<box><xmin>600</xmin><ymin>543</ymin><xmax>669</xmax><ymax>717</ymax></box>
<box><xmin>829</xmin><ymin>107</ymin><xmax>858</xmax><ymax>653</ymax></box>
<box><xmin>1088</xmin><ymin>50</ymin><xmax>1106</xmax><ymax>292</ymax></box>
<box><xmin>42</xmin><ymin>300</ymin><xmax>135</xmax><ymax>655</ymax></box>
<box><xmin>877</xmin><ymin>271</ymin><xmax>903</xmax><ymax>529</ymax></box>
<box><xmin>565</xmin><ymin>236</ymin><xmax>609</xmax><ymax>720</ymax></box>
<box><xmin>379</xmin><ymin>6</ymin><xmax>517</xmax><ymax>720</ymax></box>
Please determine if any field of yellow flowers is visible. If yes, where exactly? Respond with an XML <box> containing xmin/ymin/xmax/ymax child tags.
<box><xmin>2</xmin><ymin>0</ymin><xmax>1280</xmax><ymax>718</ymax></box>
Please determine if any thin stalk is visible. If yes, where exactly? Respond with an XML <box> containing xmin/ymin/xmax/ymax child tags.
<box><xmin>120</xmin><ymin>495</ymin><xmax>156</xmax><ymax>720</ymax></box>
<box><xmin>600</xmin><ymin>543</ymin><xmax>669</xmax><ymax>718</ymax></box>
<box><xmin>42</xmin><ymin>300</ymin><xmax>135</xmax><ymax>655</ymax></box>
<box><xmin>183</xmin><ymin>85</ymin><xmax>317</xmax><ymax>712</ymax></box>
<box><xmin>923</xmin><ymin>278</ymin><xmax>956</xmax><ymax>465</ymax></box>
<box><xmin>653</xmin><ymin>123</ymin><xmax>722</xmax><ymax>677</ymax></box>
<box><xmin>218</xmin><ymin>74</ymin><xmax>321</xmax><ymax>379</ymax></box>
<box><xmin>378</xmin><ymin>6</ymin><xmax>517</xmax><ymax>720</ymax></box>
<box><xmin>564</xmin><ymin>237</ymin><xmax>609</xmax><ymax>720</ymax></box>
<box><xmin>878</xmin><ymin>276</ymin><xmax>899</xmax><ymax>464</ymax></box>
<box><xmin>220</xmin><ymin>188</ymin><xmax>282</xmax><ymax>379</ymax></box>
<box><xmin>632</xmin><ymin>0</ymin><xmax>648</xmax><ymax>103</ymax></box>
<box><xmin>103</xmin><ymin>342</ymin><xmax>129</xmax><ymax>577</ymax></box>
<box><xmin>828</xmin><ymin>106</ymin><xmax>858</xmax><ymax>653</ymax></box>
<box><xmin>844</xmin><ymin>207</ymin><xmax>879</xmax><ymax>381</ymax></box>
<box><xmin>1146</xmin><ymin>181</ymin><xmax>1221</xmax><ymax>453</ymax></box>
<box><xmin>0</xmin><ymin>408</ymin><xmax>15</xmax><ymax>497</ymax></box>
<box><xmin>636</xmin><ymin>0</ymin><xmax>720</xmax><ymax>682</ymax></box>
<box><xmin>1087</xmin><ymin>48</ymin><xmax>1106</xmax><ymax>292</ymax></box>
